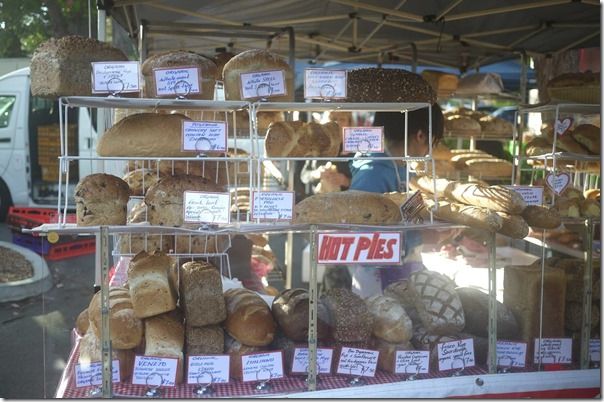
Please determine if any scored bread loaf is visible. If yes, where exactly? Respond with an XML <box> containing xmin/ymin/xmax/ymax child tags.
<box><xmin>179</xmin><ymin>261</ymin><xmax>226</xmax><ymax>326</ymax></box>
<box><xmin>571</xmin><ymin>124</ymin><xmax>600</xmax><ymax>154</ymax></box>
<box><xmin>264</xmin><ymin>120</ymin><xmax>341</xmax><ymax>157</ymax></box>
<box><xmin>321</xmin><ymin>288</ymin><xmax>374</xmax><ymax>343</ymax></box>
<box><xmin>478</xmin><ymin>115</ymin><xmax>513</xmax><ymax>137</ymax></box>
<box><xmin>144</xmin><ymin>311</ymin><xmax>185</xmax><ymax>384</ymax></box>
<box><xmin>422</xmin><ymin>194</ymin><xmax>503</xmax><ymax>232</ymax></box>
<box><xmin>271</xmin><ymin>288</ymin><xmax>331</xmax><ymax>341</ymax></box>
<box><xmin>495</xmin><ymin>212</ymin><xmax>529</xmax><ymax>239</ymax></box>
<box><xmin>294</xmin><ymin>191</ymin><xmax>402</xmax><ymax>224</ymax></box>
<box><xmin>346</xmin><ymin>68</ymin><xmax>436</xmax><ymax>103</ymax></box>
<box><xmin>223</xmin><ymin>288</ymin><xmax>276</xmax><ymax>346</ymax></box>
<box><xmin>88</xmin><ymin>287</ymin><xmax>143</xmax><ymax>349</ymax></box>
<box><xmin>185</xmin><ymin>324</ymin><xmax>224</xmax><ymax>355</ymax></box>
<box><xmin>78</xmin><ymin>330</ymin><xmax>135</xmax><ymax>381</ymax></box>
<box><xmin>127</xmin><ymin>250</ymin><xmax>177</xmax><ymax>318</ymax></box>
<box><xmin>75</xmin><ymin>173</ymin><xmax>130</xmax><ymax>226</ymax></box>
<box><xmin>521</xmin><ymin>205</ymin><xmax>562</xmax><ymax>229</ymax></box>
<box><xmin>365</xmin><ymin>295</ymin><xmax>413</xmax><ymax>343</ymax></box>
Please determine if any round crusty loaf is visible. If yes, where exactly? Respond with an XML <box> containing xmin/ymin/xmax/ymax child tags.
<box><xmin>444</xmin><ymin>115</ymin><xmax>482</xmax><ymax>137</ymax></box>
<box><xmin>321</xmin><ymin>288</ymin><xmax>373</xmax><ymax>342</ymax></box>
<box><xmin>521</xmin><ymin>205</ymin><xmax>561</xmax><ymax>230</ymax></box>
<box><xmin>365</xmin><ymin>294</ymin><xmax>413</xmax><ymax>343</ymax></box>
<box><xmin>265</xmin><ymin>121</ymin><xmax>341</xmax><ymax>157</ymax></box>
<box><xmin>97</xmin><ymin>113</ymin><xmax>194</xmax><ymax>157</ymax></box>
<box><xmin>222</xmin><ymin>49</ymin><xmax>294</xmax><ymax>102</ymax></box>
<box><xmin>75</xmin><ymin>173</ymin><xmax>130</xmax><ymax>226</ymax></box>
<box><xmin>571</xmin><ymin>124</ymin><xmax>600</xmax><ymax>154</ymax></box>
<box><xmin>495</xmin><ymin>212</ymin><xmax>529</xmax><ymax>239</ymax></box>
<box><xmin>88</xmin><ymin>287</ymin><xmax>143</xmax><ymax>349</ymax></box>
<box><xmin>271</xmin><ymin>288</ymin><xmax>331</xmax><ymax>341</ymax></box>
<box><xmin>141</xmin><ymin>50</ymin><xmax>218</xmax><ymax>99</ymax></box>
<box><xmin>223</xmin><ymin>287</ymin><xmax>276</xmax><ymax>346</ymax></box>
<box><xmin>122</xmin><ymin>168</ymin><xmax>164</xmax><ymax>196</ymax></box>
<box><xmin>346</xmin><ymin>68</ymin><xmax>436</xmax><ymax>103</ymax></box>
<box><xmin>179</xmin><ymin>261</ymin><xmax>226</xmax><ymax>326</ymax></box>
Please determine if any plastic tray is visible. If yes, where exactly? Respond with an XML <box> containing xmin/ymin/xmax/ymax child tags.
<box><xmin>7</xmin><ymin>207</ymin><xmax>76</xmax><ymax>231</ymax></box>
<box><xmin>11</xmin><ymin>232</ymin><xmax>95</xmax><ymax>261</ymax></box>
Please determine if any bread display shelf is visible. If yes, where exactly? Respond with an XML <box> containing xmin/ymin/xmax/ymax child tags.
<box><xmin>253</xmin><ymin>101</ymin><xmax>432</xmax><ymax>113</ymax></box>
<box><xmin>517</xmin><ymin>102</ymin><xmax>600</xmax><ymax>115</ymax></box>
<box><xmin>443</xmin><ymin>130</ymin><xmax>511</xmax><ymax>140</ymax></box>
<box><xmin>524</xmin><ymin>235</ymin><xmax>600</xmax><ymax>260</ymax></box>
<box><xmin>522</xmin><ymin>152</ymin><xmax>601</xmax><ymax>162</ymax></box>
<box><xmin>60</xmin><ymin>96</ymin><xmax>250</xmax><ymax>112</ymax></box>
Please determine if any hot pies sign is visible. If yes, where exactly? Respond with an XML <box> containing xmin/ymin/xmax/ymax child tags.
<box><xmin>317</xmin><ymin>232</ymin><xmax>401</xmax><ymax>264</ymax></box>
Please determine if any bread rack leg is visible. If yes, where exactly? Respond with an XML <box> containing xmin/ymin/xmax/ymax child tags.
<box><xmin>307</xmin><ymin>225</ymin><xmax>318</xmax><ymax>391</ymax></box>
<box><xmin>580</xmin><ymin>218</ymin><xmax>594</xmax><ymax>369</ymax></box>
<box><xmin>487</xmin><ymin>230</ymin><xmax>498</xmax><ymax>374</ymax></box>
<box><xmin>100</xmin><ymin>226</ymin><xmax>113</xmax><ymax>398</ymax></box>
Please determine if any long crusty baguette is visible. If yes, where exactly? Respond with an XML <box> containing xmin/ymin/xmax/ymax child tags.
<box><xmin>422</xmin><ymin>194</ymin><xmax>502</xmax><ymax>232</ymax></box>
<box><xmin>495</xmin><ymin>212</ymin><xmax>529</xmax><ymax>239</ymax></box>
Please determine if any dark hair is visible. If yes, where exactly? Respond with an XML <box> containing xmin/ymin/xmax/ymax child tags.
<box><xmin>373</xmin><ymin>103</ymin><xmax>444</xmax><ymax>146</ymax></box>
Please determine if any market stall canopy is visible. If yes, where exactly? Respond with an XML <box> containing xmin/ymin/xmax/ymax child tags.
<box><xmin>102</xmin><ymin>0</ymin><xmax>600</xmax><ymax>71</ymax></box>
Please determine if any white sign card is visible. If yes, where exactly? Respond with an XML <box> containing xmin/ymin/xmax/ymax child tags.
<box><xmin>317</xmin><ymin>232</ymin><xmax>401</xmax><ymax>265</ymax></box>
<box><xmin>304</xmin><ymin>68</ymin><xmax>347</xmax><ymax>99</ymax></box>
<box><xmin>589</xmin><ymin>339</ymin><xmax>600</xmax><ymax>362</ymax></box>
<box><xmin>91</xmin><ymin>62</ymin><xmax>140</xmax><ymax>94</ymax></box>
<box><xmin>251</xmin><ymin>191</ymin><xmax>295</xmax><ymax>221</ymax></box>
<box><xmin>437</xmin><ymin>338</ymin><xmax>476</xmax><ymax>372</ymax></box>
<box><xmin>394</xmin><ymin>350</ymin><xmax>430</xmax><ymax>375</ymax></box>
<box><xmin>505</xmin><ymin>185</ymin><xmax>544</xmax><ymax>206</ymax></box>
<box><xmin>240</xmin><ymin>70</ymin><xmax>286</xmax><ymax>99</ymax></box>
<box><xmin>132</xmin><ymin>355</ymin><xmax>178</xmax><ymax>387</ymax></box>
<box><xmin>291</xmin><ymin>347</ymin><xmax>334</xmax><ymax>375</ymax></box>
<box><xmin>495</xmin><ymin>341</ymin><xmax>527</xmax><ymax>368</ymax></box>
<box><xmin>342</xmin><ymin>127</ymin><xmax>384</xmax><ymax>153</ymax></box>
<box><xmin>533</xmin><ymin>338</ymin><xmax>572</xmax><ymax>364</ymax></box>
<box><xmin>74</xmin><ymin>360</ymin><xmax>120</xmax><ymax>387</ymax></box>
<box><xmin>186</xmin><ymin>355</ymin><xmax>230</xmax><ymax>384</ymax></box>
<box><xmin>555</xmin><ymin>117</ymin><xmax>573</xmax><ymax>136</ymax></box>
<box><xmin>241</xmin><ymin>351</ymin><xmax>284</xmax><ymax>383</ymax></box>
<box><xmin>336</xmin><ymin>347</ymin><xmax>379</xmax><ymax>377</ymax></box>
<box><xmin>153</xmin><ymin>67</ymin><xmax>201</xmax><ymax>97</ymax></box>
<box><xmin>545</xmin><ymin>172</ymin><xmax>571</xmax><ymax>195</ymax></box>
<box><xmin>182</xmin><ymin>121</ymin><xmax>227</xmax><ymax>153</ymax></box>
<box><xmin>183</xmin><ymin>191</ymin><xmax>231</xmax><ymax>224</ymax></box>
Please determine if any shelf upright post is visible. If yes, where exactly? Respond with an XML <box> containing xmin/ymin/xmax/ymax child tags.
<box><xmin>307</xmin><ymin>224</ymin><xmax>319</xmax><ymax>391</ymax></box>
<box><xmin>487</xmin><ymin>230</ymin><xmax>498</xmax><ymax>373</ymax></box>
<box><xmin>580</xmin><ymin>217</ymin><xmax>594</xmax><ymax>369</ymax></box>
<box><xmin>99</xmin><ymin>225</ymin><xmax>113</xmax><ymax>398</ymax></box>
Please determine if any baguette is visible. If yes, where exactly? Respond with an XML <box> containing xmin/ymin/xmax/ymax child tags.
<box><xmin>521</xmin><ymin>205</ymin><xmax>562</xmax><ymax>229</ymax></box>
<box><xmin>423</xmin><ymin>194</ymin><xmax>502</xmax><ymax>232</ymax></box>
<box><xmin>495</xmin><ymin>212</ymin><xmax>529</xmax><ymax>239</ymax></box>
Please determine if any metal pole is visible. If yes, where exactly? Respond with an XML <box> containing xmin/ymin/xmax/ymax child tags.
<box><xmin>580</xmin><ymin>218</ymin><xmax>594</xmax><ymax>369</ymax></box>
<box><xmin>307</xmin><ymin>225</ymin><xmax>319</xmax><ymax>391</ymax></box>
<box><xmin>436</xmin><ymin>0</ymin><xmax>464</xmax><ymax>21</ymax></box>
<box><xmin>312</xmin><ymin>19</ymin><xmax>354</xmax><ymax>63</ymax></box>
<box><xmin>487</xmin><ymin>231</ymin><xmax>497</xmax><ymax>374</ymax></box>
<box><xmin>329</xmin><ymin>0</ymin><xmax>424</xmax><ymax>22</ymax></box>
<box><xmin>100</xmin><ymin>226</ymin><xmax>113</xmax><ymax>398</ymax></box>
<box><xmin>444</xmin><ymin>0</ymin><xmax>571</xmax><ymax>22</ymax></box>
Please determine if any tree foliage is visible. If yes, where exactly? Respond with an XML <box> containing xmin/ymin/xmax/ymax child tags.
<box><xmin>0</xmin><ymin>0</ymin><xmax>96</xmax><ymax>57</ymax></box>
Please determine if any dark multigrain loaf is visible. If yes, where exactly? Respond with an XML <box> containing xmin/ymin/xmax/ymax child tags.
<box><xmin>271</xmin><ymin>288</ymin><xmax>331</xmax><ymax>341</ymax></box>
<box><xmin>456</xmin><ymin>287</ymin><xmax>519</xmax><ymax>339</ymax></box>
<box><xmin>179</xmin><ymin>261</ymin><xmax>226</xmax><ymax>326</ymax></box>
<box><xmin>346</xmin><ymin>68</ymin><xmax>436</xmax><ymax>104</ymax></box>
<box><xmin>74</xmin><ymin>173</ymin><xmax>130</xmax><ymax>226</ymax></box>
<box><xmin>30</xmin><ymin>35</ymin><xmax>128</xmax><ymax>98</ymax></box>
<box><xmin>185</xmin><ymin>324</ymin><xmax>225</xmax><ymax>355</ymax></box>
<box><xmin>321</xmin><ymin>288</ymin><xmax>373</xmax><ymax>342</ymax></box>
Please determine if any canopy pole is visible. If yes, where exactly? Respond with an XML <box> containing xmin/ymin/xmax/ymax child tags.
<box><xmin>445</xmin><ymin>0</ymin><xmax>571</xmax><ymax>22</ymax></box>
<box><xmin>436</xmin><ymin>0</ymin><xmax>464</xmax><ymax>21</ymax></box>
<box><xmin>312</xmin><ymin>19</ymin><xmax>354</xmax><ymax>63</ymax></box>
<box><xmin>358</xmin><ymin>0</ymin><xmax>408</xmax><ymax>49</ymax></box>
<box><xmin>329</xmin><ymin>0</ymin><xmax>424</xmax><ymax>22</ymax></box>
<box><xmin>410</xmin><ymin>43</ymin><xmax>417</xmax><ymax>73</ymax></box>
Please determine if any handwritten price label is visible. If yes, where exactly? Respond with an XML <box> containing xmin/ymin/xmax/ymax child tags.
<box><xmin>240</xmin><ymin>70</ymin><xmax>286</xmax><ymax>99</ymax></box>
<box><xmin>154</xmin><ymin>67</ymin><xmax>200</xmax><ymax>97</ymax></box>
<box><xmin>291</xmin><ymin>347</ymin><xmax>334</xmax><ymax>375</ymax></box>
<box><xmin>304</xmin><ymin>68</ymin><xmax>347</xmax><ymax>99</ymax></box>
<box><xmin>505</xmin><ymin>185</ymin><xmax>544</xmax><ymax>206</ymax></box>
<box><xmin>183</xmin><ymin>191</ymin><xmax>231</xmax><ymax>224</ymax></box>
<box><xmin>555</xmin><ymin>117</ymin><xmax>573</xmax><ymax>136</ymax></box>
<box><xmin>394</xmin><ymin>350</ymin><xmax>430</xmax><ymax>374</ymax></box>
<box><xmin>342</xmin><ymin>127</ymin><xmax>384</xmax><ymax>153</ymax></box>
<box><xmin>496</xmin><ymin>341</ymin><xmax>527</xmax><ymax>368</ymax></box>
<box><xmin>241</xmin><ymin>351</ymin><xmax>284</xmax><ymax>383</ymax></box>
<box><xmin>132</xmin><ymin>355</ymin><xmax>178</xmax><ymax>387</ymax></box>
<box><xmin>186</xmin><ymin>355</ymin><xmax>230</xmax><ymax>384</ymax></box>
<box><xmin>74</xmin><ymin>360</ymin><xmax>120</xmax><ymax>387</ymax></box>
<box><xmin>437</xmin><ymin>338</ymin><xmax>475</xmax><ymax>372</ymax></box>
<box><xmin>336</xmin><ymin>347</ymin><xmax>379</xmax><ymax>377</ymax></box>
<box><xmin>251</xmin><ymin>191</ymin><xmax>294</xmax><ymax>221</ymax></box>
<box><xmin>589</xmin><ymin>339</ymin><xmax>600</xmax><ymax>362</ymax></box>
<box><xmin>91</xmin><ymin>62</ymin><xmax>140</xmax><ymax>94</ymax></box>
<box><xmin>182</xmin><ymin>121</ymin><xmax>227</xmax><ymax>152</ymax></box>
<box><xmin>533</xmin><ymin>338</ymin><xmax>572</xmax><ymax>364</ymax></box>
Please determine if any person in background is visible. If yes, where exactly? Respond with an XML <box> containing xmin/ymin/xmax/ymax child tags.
<box><xmin>348</xmin><ymin>104</ymin><xmax>445</xmax><ymax>298</ymax></box>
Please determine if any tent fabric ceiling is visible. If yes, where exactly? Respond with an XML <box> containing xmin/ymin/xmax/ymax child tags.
<box><xmin>104</xmin><ymin>0</ymin><xmax>600</xmax><ymax>70</ymax></box>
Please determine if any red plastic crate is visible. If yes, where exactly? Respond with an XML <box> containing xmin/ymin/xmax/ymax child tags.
<box><xmin>11</xmin><ymin>232</ymin><xmax>95</xmax><ymax>261</ymax></box>
<box><xmin>7</xmin><ymin>206</ymin><xmax>76</xmax><ymax>231</ymax></box>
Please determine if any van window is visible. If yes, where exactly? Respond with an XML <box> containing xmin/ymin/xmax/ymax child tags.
<box><xmin>0</xmin><ymin>95</ymin><xmax>16</xmax><ymax>128</ymax></box>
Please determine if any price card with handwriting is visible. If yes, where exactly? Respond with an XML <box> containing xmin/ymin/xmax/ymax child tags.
<box><xmin>336</xmin><ymin>347</ymin><xmax>379</xmax><ymax>377</ymax></box>
<box><xmin>533</xmin><ymin>338</ymin><xmax>572</xmax><ymax>364</ymax></box>
<box><xmin>590</xmin><ymin>339</ymin><xmax>600</xmax><ymax>362</ymax></box>
<box><xmin>240</xmin><ymin>70</ymin><xmax>286</xmax><ymax>99</ymax></box>
<box><xmin>75</xmin><ymin>360</ymin><xmax>120</xmax><ymax>387</ymax></box>
<box><xmin>437</xmin><ymin>338</ymin><xmax>475</xmax><ymax>372</ymax></box>
<box><xmin>496</xmin><ymin>341</ymin><xmax>527</xmax><ymax>368</ymax></box>
<box><xmin>186</xmin><ymin>355</ymin><xmax>230</xmax><ymax>384</ymax></box>
<box><xmin>291</xmin><ymin>347</ymin><xmax>334</xmax><ymax>375</ymax></box>
<box><xmin>555</xmin><ymin>117</ymin><xmax>573</xmax><ymax>136</ymax></box>
<box><xmin>317</xmin><ymin>232</ymin><xmax>401</xmax><ymax>265</ymax></box>
<box><xmin>394</xmin><ymin>350</ymin><xmax>430</xmax><ymax>375</ymax></box>
<box><xmin>132</xmin><ymin>355</ymin><xmax>178</xmax><ymax>387</ymax></box>
<box><xmin>304</xmin><ymin>68</ymin><xmax>347</xmax><ymax>99</ymax></box>
<box><xmin>251</xmin><ymin>191</ymin><xmax>294</xmax><ymax>221</ymax></box>
<box><xmin>241</xmin><ymin>351</ymin><xmax>284</xmax><ymax>383</ymax></box>
<box><xmin>92</xmin><ymin>62</ymin><xmax>140</xmax><ymax>94</ymax></box>
<box><xmin>153</xmin><ymin>67</ymin><xmax>200</xmax><ymax>97</ymax></box>
<box><xmin>342</xmin><ymin>127</ymin><xmax>384</xmax><ymax>153</ymax></box>
<box><xmin>182</xmin><ymin>121</ymin><xmax>227</xmax><ymax>153</ymax></box>
<box><xmin>183</xmin><ymin>191</ymin><xmax>231</xmax><ymax>224</ymax></box>
<box><xmin>505</xmin><ymin>185</ymin><xmax>543</xmax><ymax>206</ymax></box>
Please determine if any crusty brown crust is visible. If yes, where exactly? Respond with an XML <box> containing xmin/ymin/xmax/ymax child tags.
<box><xmin>74</xmin><ymin>173</ymin><xmax>130</xmax><ymax>226</ymax></box>
<box><xmin>346</xmin><ymin>68</ymin><xmax>436</xmax><ymax>103</ymax></box>
<box><xmin>224</xmin><ymin>288</ymin><xmax>276</xmax><ymax>346</ymax></box>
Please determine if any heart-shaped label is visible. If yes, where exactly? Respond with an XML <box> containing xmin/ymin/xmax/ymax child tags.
<box><xmin>555</xmin><ymin>117</ymin><xmax>573</xmax><ymax>136</ymax></box>
<box><xmin>545</xmin><ymin>172</ymin><xmax>571</xmax><ymax>195</ymax></box>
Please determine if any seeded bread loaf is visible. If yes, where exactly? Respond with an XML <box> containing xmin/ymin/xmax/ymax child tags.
<box><xmin>180</xmin><ymin>261</ymin><xmax>226</xmax><ymax>326</ymax></box>
<box><xmin>321</xmin><ymin>288</ymin><xmax>373</xmax><ymax>342</ymax></box>
<box><xmin>346</xmin><ymin>68</ymin><xmax>436</xmax><ymax>103</ymax></box>
<box><xmin>75</xmin><ymin>173</ymin><xmax>130</xmax><ymax>226</ymax></box>
<box><xmin>571</xmin><ymin>124</ymin><xmax>600</xmax><ymax>154</ymax></box>
<box><xmin>521</xmin><ymin>205</ymin><xmax>562</xmax><ymax>229</ymax></box>
<box><xmin>122</xmin><ymin>168</ymin><xmax>164</xmax><ymax>196</ymax></box>
<box><xmin>185</xmin><ymin>324</ymin><xmax>225</xmax><ymax>355</ymax></box>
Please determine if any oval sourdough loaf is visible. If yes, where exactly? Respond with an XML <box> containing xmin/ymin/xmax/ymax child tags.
<box><xmin>179</xmin><ymin>261</ymin><xmax>226</xmax><ymax>326</ymax></box>
<box><xmin>74</xmin><ymin>173</ymin><xmax>130</xmax><ymax>226</ymax></box>
<box><xmin>365</xmin><ymin>294</ymin><xmax>413</xmax><ymax>343</ymax></box>
<box><xmin>223</xmin><ymin>288</ymin><xmax>276</xmax><ymax>346</ymax></box>
<box><xmin>321</xmin><ymin>288</ymin><xmax>373</xmax><ymax>342</ymax></box>
<box><xmin>264</xmin><ymin>121</ymin><xmax>341</xmax><ymax>157</ymax></box>
<box><xmin>495</xmin><ymin>212</ymin><xmax>529</xmax><ymax>239</ymax></box>
<box><xmin>271</xmin><ymin>288</ymin><xmax>331</xmax><ymax>341</ymax></box>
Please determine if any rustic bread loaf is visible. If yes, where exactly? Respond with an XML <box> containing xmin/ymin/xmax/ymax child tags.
<box><xmin>346</xmin><ymin>68</ymin><xmax>436</xmax><ymax>103</ymax></box>
<box><xmin>556</xmin><ymin>132</ymin><xmax>589</xmax><ymax>154</ymax></box>
<box><xmin>465</xmin><ymin>158</ymin><xmax>513</xmax><ymax>178</ymax></box>
<box><xmin>571</xmin><ymin>124</ymin><xmax>600</xmax><ymax>154</ymax></box>
<box><xmin>222</xmin><ymin>49</ymin><xmax>294</xmax><ymax>102</ymax></box>
<box><xmin>456</xmin><ymin>287</ymin><xmax>519</xmax><ymax>339</ymax></box>
<box><xmin>180</xmin><ymin>261</ymin><xmax>226</xmax><ymax>326</ymax></box>
<box><xmin>450</xmin><ymin>152</ymin><xmax>493</xmax><ymax>170</ymax></box>
<box><xmin>144</xmin><ymin>311</ymin><xmax>185</xmax><ymax>384</ymax></box>
<box><xmin>422</xmin><ymin>194</ymin><xmax>503</xmax><ymax>232</ymax></box>
<box><xmin>547</xmin><ymin>71</ymin><xmax>600</xmax><ymax>87</ymax></box>
<box><xmin>173</xmin><ymin>230</ymin><xmax>230</xmax><ymax>254</ymax></box>
<box><xmin>141</xmin><ymin>50</ymin><xmax>218</xmax><ymax>99</ymax></box>
<box><xmin>294</xmin><ymin>190</ymin><xmax>402</xmax><ymax>224</ymax></box>
<box><xmin>370</xmin><ymin>337</ymin><xmax>414</xmax><ymax>374</ymax></box>
<box><xmin>78</xmin><ymin>330</ymin><xmax>135</xmax><ymax>381</ymax></box>
<box><xmin>495</xmin><ymin>212</ymin><xmax>529</xmax><ymax>239</ymax></box>
<box><xmin>478</xmin><ymin>115</ymin><xmax>513</xmax><ymax>137</ymax></box>
<box><xmin>264</xmin><ymin>121</ymin><xmax>341</xmax><ymax>157</ymax></box>
<box><xmin>444</xmin><ymin>115</ymin><xmax>482</xmax><ymax>137</ymax></box>
<box><xmin>30</xmin><ymin>35</ymin><xmax>128</xmax><ymax>98</ymax></box>
<box><xmin>525</xmin><ymin>136</ymin><xmax>553</xmax><ymax>156</ymax></box>
<box><xmin>224</xmin><ymin>334</ymin><xmax>262</xmax><ymax>380</ymax></box>
<box><xmin>223</xmin><ymin>288</ymin><xmax>276</xmax><ymax>346</ymax></box>
<box><xmin>75</xmin><ymin>173</ymin><xmax>130</xmax><ymax>226</ymax></box>
<box><xmin>421</xmin><ymin>70</ymin><xmax>459</xmax><ymax>97</ymax></box>
<box><xmin>271</xmin><ymin>288</ymin><xmax>331</xmax><ymax>341</ymax></box>
<box><xmin>88</xmin><ymin>287</ymin><xmax>143</xmax><ymax>349</ymax></box>
<box><xmin>554</xmin><ymin>197</ymin><xmax>582</xmax><ymax>218</ymax></box>
<box><xmin>185</xmin><ymin>324</ymin><xmax>225</xmax><ymax>355</ymax></box>
<box><xmin>122</xmin><ymin>168</ymin><xmax>164</xmax><ymax>196</ymax></box>
<box><xmin>521</xmin><ymin>205</ymin><xmax>561</xmax><ymax>229</ymax></box>
<box><xmin>75</xmin><ymin>308</ymin><xmax>89</xmax><ymax>337</ymax></box>
<box><xmin>365</xmin><ymin>294</ymin><xmax>413</xmax><ymax>343</ymax></box>
<box><xmin>321</xmin><ymin>288</ymin><xmax>373</xmax><ymax>342</ymax></box>
<box><xmin>580</xmin><ymin>198</ymin><xmax>601</xmax><ymax>218</ymax></box>
<box><xmin>127</xmin><ymin>250</ymin><xmax>177</xmax><ymax>318</ymax></box>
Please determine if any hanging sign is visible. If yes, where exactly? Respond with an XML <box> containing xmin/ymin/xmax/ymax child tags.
<box><xmin>545</xmin><ymin>172</ymin><xmax>571</xmax><ymax>195</ymax></box>
<box><xmin>92</xmin><ymin>61</ymin><xmax>140</xmax><ymax>94</ymax></box>
<box><xmin>316</xmin><ymin>232</ymin><xmax>401</xmax><ymax>265</ymax></box>
<box><xmin>304</xmin><ymin>68</ymin><xmax>347</xmax><ymax>99</ymax></box>
<box><xmin>554</xmin><ymin>117</ymin><xmax>573</xmax><ymax>136</ymax></box>
<box><xmin>342</xmin><ymin>127</ymin><xmax>384</xmax><ymax>153</ymax></box>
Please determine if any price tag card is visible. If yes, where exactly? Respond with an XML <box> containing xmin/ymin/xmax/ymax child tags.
<box><xmin>74</xmin><ymin>360</ymin><xmax>120</xmax><ymax>387</ymax></box>
<box><xmin>437</xmin><ymin>338</ymin><xmax>475</xmax><ymax>372</ymax></box>
<box><xmin>92</xmin><ymin>62</ymin><xmax>140</xmax><ymax>94</ymax></box>
<box><xmin>545</xmin><ymin>172</ymin><xmax>571</xmax><ymax>195</ymax></box>
<box><xmin>186</xmin><ymin>355</ymin><xmax>230</xmax><ymax>384</ymax></box>
<box><xmin>589</xmin><ymin>339</ymin><xmax>600</xmax><ymax>362</ymax></box>
<box><xmin>336</xmin><ymin>347</ymin><xmax>379</xmax><ymax>377</ymax></box>
<box><xmin>555</xmin><ymin>117</ymin><xmax>573</xmax><ymax>136</ymax></box>
<box><xmin>183</xmin><ymin>191</ymin><xmax>231</xmax><ymax>224</ymax></box>
<box><xmin>251</xmin><ymin>191</ymin><xmax>294</xmax><ymax>221</ymax></box>
<box><xmin>317</xmin><ymin>232</ymin><xmax>401</xmax><ymax>265</ymax></box>
<box><xmin>132</xmin><ymin>355</ymin><xmax>178</xmax><ymax>387</ymax></box>
<box><xmin>304</xmin><ymin>68</ymin><xmax>347</xmax><ymax>99</ymax></box>
<box><xmin>533</xmin><ymin>338</ymin><xmax>572</xmax><ymax>364</ymax></box>
<box><xmin>505</xmin><ymin>185</ymin><xmax>544</xmax><ymax>206</ymax></box>
<box><xmin>181</xmin><ymin>121</ymin><xmax>227</xmax><ymax>153</ymax></box>
<box><xmin>394</xmin><ymin>350</ymin><xmax>430</xmax><ymax>375</ymax></box>
<box><xmin>241</xmin><ymin>351</ymin><xmax>284</xmax><ymax>383</ymax></box>
<box><xmin>153</xmin><ymin>67</ymin><xmax>201</xmax><ymax>97</ymax></box>
<box><xmin>496</xmin><ymin>341</ymin><xmax>527</xmax><ymax>368</ymax></box>
<box><xmin>291</xmin><ymin>347</ymin><xmax>334</xmax><ymax>375</ymax></box>
<box><xmin>240</xmin><ymin>70</ymin><xmax>286</xmax><ymax>99</ymax></box>
<box><xmin>342</xmin><ymin>127</ymin><xmax>384</xmax><ymax>153</ymax></box>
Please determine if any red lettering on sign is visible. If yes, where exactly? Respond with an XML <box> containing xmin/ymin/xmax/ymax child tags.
<box><xmin>340</xmin><ymin>237</ymin><xmax>355</xmax><ymax>259</ymax></box>
<box><xmin>328</xmin><ymin>236</ymin><xmax>341</xmax><ymax>259</ymax></box>
<box><xmin>354</xmin><ymin>236</ymin><xmax>372</xmax><ymax>260</ymax></box>
<box><xmin>318</xmin><ymin>235</ymin><xmax>331</xmax><ymax>260</ymax></box>
<box><xmin>384</xmin><ymin>238</ymin><xmax>397</xmax><ymax>259</ymax></box>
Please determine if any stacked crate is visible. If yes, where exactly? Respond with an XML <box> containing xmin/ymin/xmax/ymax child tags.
<box><xmin>37</xmin><ymin>124</ymin><xmax>78</xmax><ymax>182</ymax></box>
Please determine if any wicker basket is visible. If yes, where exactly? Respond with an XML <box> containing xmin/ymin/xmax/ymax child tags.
<box><xmin>547</xmin><ymin>85</ymin><xmax>600</xmax><ymax>104</ymax></box>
